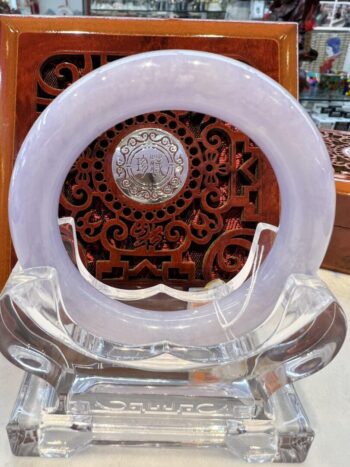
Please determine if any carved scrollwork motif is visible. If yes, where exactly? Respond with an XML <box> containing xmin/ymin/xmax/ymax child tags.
<box><xmin>36</xmin><ymin>53</ymin><xmax>121</xmax><ymax>112</ymax></box>
<box><xmin>37</xmin><ymin>53</ymin><xmax>279</xmax><ymax>290</ymax></box>
<box><xmin>321</xmin><ymin>129</ymin><xmax>350</xmax><ymax>182</ymax></box>
<box><xmin>203</xmin><ymin>228</ymin><xmax>255</xmax><ymax>282</ymax></box>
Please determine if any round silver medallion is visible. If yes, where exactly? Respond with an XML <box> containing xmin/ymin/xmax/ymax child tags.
<box><xmin>112</xmin><ymin>128</ymin><xmax>189</xmax><ymax>204</ymax></box>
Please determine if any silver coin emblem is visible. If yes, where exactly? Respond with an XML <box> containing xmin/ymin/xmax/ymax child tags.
<box><xmin>112</xmin><ymin>128</ymin><xmax>189</xmax><ymax>204</ymax></box>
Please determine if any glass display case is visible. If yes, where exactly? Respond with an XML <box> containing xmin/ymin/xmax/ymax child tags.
<box><xmin>84</xmin><ymin>0</ymin><xmax>265</xmax><ymax>19</ymax></box>
<box><xmin>87</xmin><ymin>0</ymin><xmax>225</xmax><ymax>18</ymax></box>
<box><xmin>315</xmin><ymin>0</ymin><xmax>350</xmax><ymax>29</ymax></box>
<box><xmin>300</xmin><ymin>26</ymin><xmax>350</xmax><ymax>129</ymax></box>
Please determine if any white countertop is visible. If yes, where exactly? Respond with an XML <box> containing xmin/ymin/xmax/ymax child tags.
<box><xmin>1</xmin><ymin>269</ymin><xmax>349</xmax><ymax>467</ymax></box>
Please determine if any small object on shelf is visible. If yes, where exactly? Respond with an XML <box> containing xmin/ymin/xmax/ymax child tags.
<box><xmin>320</xmin><ymin>36</ymin><xmax>342</xmax><ymax>73</ymax></box>
<box><xmin>250</xmin><ymin>0</ymin><xmax>265</xmax><ymax>20</ymax></box>
<box><xmin>335</xmin><ymin>121</ymin><xmax>349</xmax><ymax>130</ymax></box>
<box><xmin>207</xmin><ymin>1</ymin><xmax>221</xmax><ymax>12</ymax></box>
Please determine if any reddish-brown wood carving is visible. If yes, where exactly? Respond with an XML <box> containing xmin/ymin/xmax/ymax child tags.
<box><xmin>321</xmin><ymin>129</ymin><xmax>350</xmax><ymax>184</ymax></box>
<box><xmin>0</xmin><ymin>17</ymin><xmax>298</xmax><ymax>289</ymax></box>
<box><xmin>321</xmin><ymin>129</ymin><xmax>350</xmax><ymax>275</ymax></box>
<box><xmin>58</xmin><ymin>110</ymin><xmax>278</xmax><ymax>289</ymax></box>
<box><xmin>34</xmin><ymin>50</ymin><xmax>280</xmax><ymax>290</ymax></box>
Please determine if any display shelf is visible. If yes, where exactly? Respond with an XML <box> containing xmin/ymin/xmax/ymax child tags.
<box><xmin>85</xmin><ymin>0</ymin><xmax>257</xmax><ymax>19</ymax></box>
<box><xmin>315</xmin><ymin>1</ymin><xmax>350</xmax><ymax>30</ymax></box>
<box><xmin>90</xmin><ymin>8</ymin><xmax>225</xmax><ymax>16</ymax></box>
<box><xmin>300</xmin><ymin>96</ymin><xmax>350</xmax><ymax>101</ymax></box>
<box><xmin>300</xmin><ymin>93</ymin><xmax>350</xmax><ymax>101</ymax></box>
<box><xmin>300</xmin><ymin>26</ymin><xmax>350</xmax><ymax>106</ymax></box>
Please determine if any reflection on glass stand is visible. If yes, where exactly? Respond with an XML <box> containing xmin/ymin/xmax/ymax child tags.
<box><xmin>0</xmin><ymin>219</ymin><xmax>346</xmax><ymax>461</ymax></box>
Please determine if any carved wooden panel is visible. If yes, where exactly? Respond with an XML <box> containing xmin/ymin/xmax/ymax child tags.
<box><xmin>0</xmin><ymin>17</ymin><xmax>298</xmax><ymax>289</ymax></box>
<box><xmin>321</xmin><ymin>129</ymin><xmax>350</xmax><ymax>274</ymax></box>
<box><xmin>59</xmin><ymin>109</ymin><xmax>278</xmax><ymax>288</ymax></box>
<box><xmin>321</xmin><ymin>129</ymin><xmax>350</xmax><ymax>185</ymax></box>
<box><xmin>38</xmin><ymin>52</ymin><xmax>279</xmax><ymax>289</ymax></box>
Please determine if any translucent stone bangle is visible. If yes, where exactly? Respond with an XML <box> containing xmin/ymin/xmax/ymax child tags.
<box><xmin>9</xmin><ymin>50</ymin><xmax>335</xmax><ymax>347</ymax></box>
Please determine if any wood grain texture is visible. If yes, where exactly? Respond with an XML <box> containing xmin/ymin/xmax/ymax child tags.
<box><xmin>0</xmin><ymin>16</ymin><xmax>298</xmax><ymax>289</ymax></box>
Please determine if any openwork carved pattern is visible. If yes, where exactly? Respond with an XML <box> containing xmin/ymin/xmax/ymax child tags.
<box><xmin>36</xmin><ymin>53</ymin><xmax>120</xmax><ymax>112</ymax></box>
<box><xmin>321</xmin><ymin>129</ymin><xmax>350</xmax><ymax>182</ymax></box>
<box><xmin>38</xmin><ymin>53</ymin><xmax>279</xmax><ymax>290</ymax></box>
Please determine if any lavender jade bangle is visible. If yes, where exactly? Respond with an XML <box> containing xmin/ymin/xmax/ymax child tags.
<box><xmin>9</xmin><ymin>50</ymin><xmax>335</xmax><ymax>347</ymax></box>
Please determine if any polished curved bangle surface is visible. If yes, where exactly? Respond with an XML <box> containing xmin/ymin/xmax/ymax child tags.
<box><xmin>9</xmin><ymin>50</ymin><xmax>335</xmax><ymax>346</ymax></box>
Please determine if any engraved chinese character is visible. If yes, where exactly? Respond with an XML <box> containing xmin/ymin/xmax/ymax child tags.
<box><xmin>150</xmin><ymin>154</ymin><xmax>163</xmax><ymax>176</ymax></box>
<box><xmin>136</xmin><ymin>155</ymin><xmax>148</xmax><ymax>175</ymax></box>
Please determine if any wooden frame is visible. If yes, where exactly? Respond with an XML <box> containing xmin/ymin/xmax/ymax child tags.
<box><xmin>0</xmin><ymin>16</ymin><xmax>298</xmax><ymax>288</ymax></box>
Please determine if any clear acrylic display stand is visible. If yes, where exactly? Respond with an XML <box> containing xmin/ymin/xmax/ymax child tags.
<box><xmin>0</xmin><ymin>219</ymin><xmax>346</xmax><ymax>462</ymax></box>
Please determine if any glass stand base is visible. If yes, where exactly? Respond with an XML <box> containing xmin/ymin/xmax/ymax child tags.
<box><xmin>2</xmin><ymin>237</ymin><xmax>345</xmax><ymax>463</ymax></box>
<box><xmin>7</xmin><ymin>372</ymin><xmax>314</xmax><ymax>463</ymax></box>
